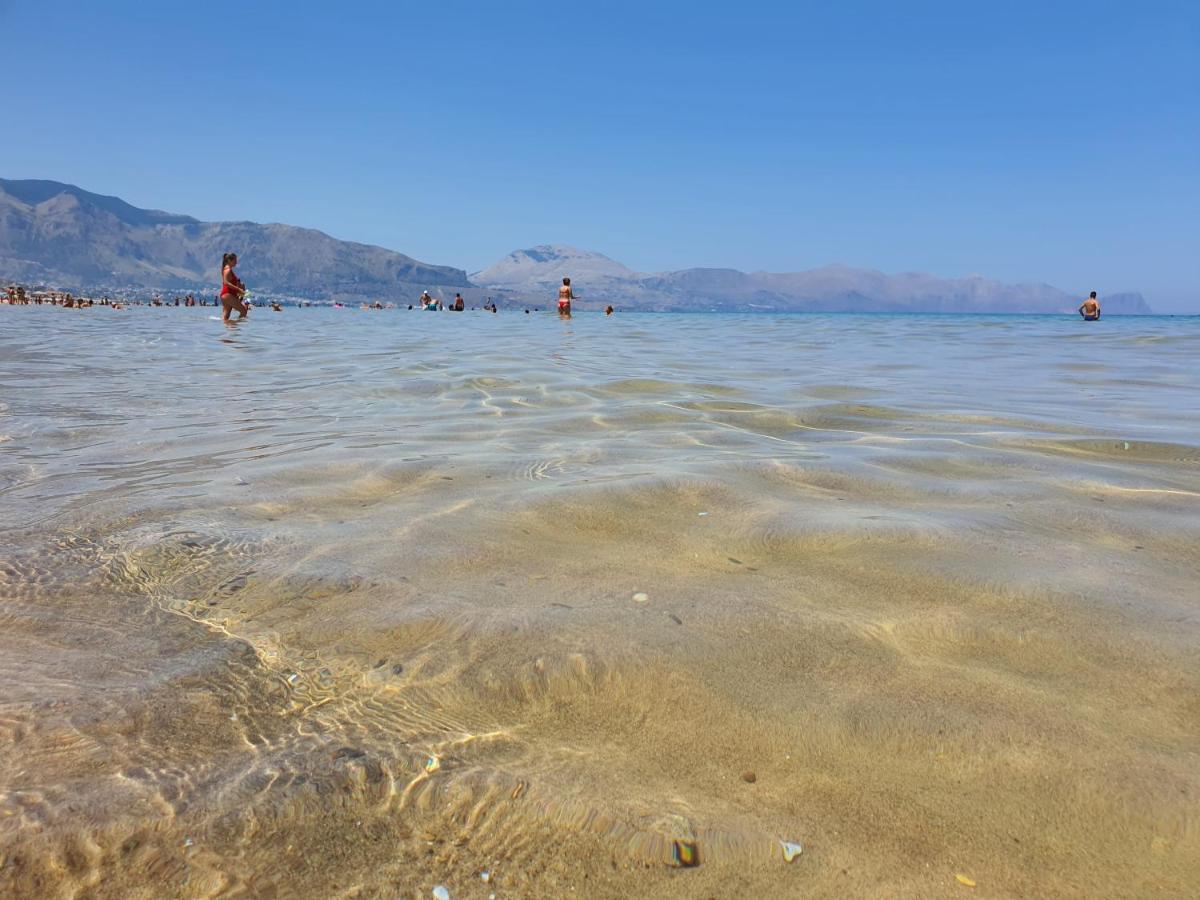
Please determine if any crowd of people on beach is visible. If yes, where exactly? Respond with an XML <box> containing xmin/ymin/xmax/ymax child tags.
<box><xmin>3</xmin><ymin>253</ymin><xmax>620</xmax><ymax>321</ymax></box>
<box><xmin>0</xmin><ymin>287</ymin><xmax>298</xmax><ymax>313</ymax></box>
<box><xmin>5</xmin><ymin>251</ymin><xmax>1102</xmax><ymax>321</ymax></box>
<box><xmin>0</xmin><ymin>284</ymin><xmax>589</xmax><ymax>317</ymax></box>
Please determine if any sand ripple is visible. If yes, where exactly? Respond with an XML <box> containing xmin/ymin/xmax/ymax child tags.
<box><xmin>1</xmin><ymin>308</ymin><xmax>1198</xmax><ymax>897</ymax></box>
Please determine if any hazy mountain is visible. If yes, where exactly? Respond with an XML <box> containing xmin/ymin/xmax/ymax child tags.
<box><xmin>1</xmin><ymin>181</ymin><xmax>1154</xmax><ymax>313</ymax></box>
<box><xmin>472</xmin><ymin>245</ymin><xmax>1154</xmax><ymax>314</ymax></box>
<box><xmin>0</xmin><ymin>179</ymin><xmax>469</xmax><ymax>300</ymax></box>
<box><xmin>472</xmin><ymin>245</ymin><xmax>637</xmax><ymax>290</ymax></box>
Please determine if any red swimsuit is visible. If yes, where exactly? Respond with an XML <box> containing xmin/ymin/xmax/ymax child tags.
<box><xmin>220</xmin><ymin>266</ymin><xmax>243</xmax><ymax>299</ymax></box>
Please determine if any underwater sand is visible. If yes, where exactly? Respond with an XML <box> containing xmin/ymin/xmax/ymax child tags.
<box><xmin>1</xmin><ymin>308</ymin><xmax>1198</xmax><ymax>898</ymax></box>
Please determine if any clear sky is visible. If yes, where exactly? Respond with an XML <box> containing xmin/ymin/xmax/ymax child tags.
<box><xmin>3</xmin><ymin>0</ymin><xmax>1198</xmax><ymax>311</ymax></box>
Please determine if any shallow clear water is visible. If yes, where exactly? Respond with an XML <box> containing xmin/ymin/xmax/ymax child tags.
<box><xmin>2</xmin><ymin>307</ymin><xmax>1198</xmax><ymax>897</ymax></box>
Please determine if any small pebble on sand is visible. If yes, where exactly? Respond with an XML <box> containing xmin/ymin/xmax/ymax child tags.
<box><xmin>632</xmin><ymin>592</ymin><xmax>649</xmax><ymax>603</ymax></box>
<box><xmin>780</xmin><ymin>840</ymin><xmax>803</xmax><ymax>862</ymax></box>
<box><xmin>672</xmin><ymin>840</ymin><xmax>700</xmax><ymax>867</ymax></box>
<box><xmin>742</xmin><ymin>771</ymin><xmax>757</xmax><ymax>783</ymax></box>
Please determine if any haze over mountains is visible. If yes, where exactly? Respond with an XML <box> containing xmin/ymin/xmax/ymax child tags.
<box><xmin>474</xmin><ymin>246</ymin><xmax>1152</xmax><ymax>314</ymax></box>
<box><xmin>0</xmin><ymin>179</ymin><xmax>469</xmax><ymax>300</ymax></box>
<box><xmin>1</xmin><ymin>179</ymin><xmax>1152</xmax><ymax>313</ymax></box>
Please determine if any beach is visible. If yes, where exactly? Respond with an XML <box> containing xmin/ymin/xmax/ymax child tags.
<box><xmin>1</xmin><ymin>307</ymin><xmax>1198</xmax><ymax>898</ymax></box>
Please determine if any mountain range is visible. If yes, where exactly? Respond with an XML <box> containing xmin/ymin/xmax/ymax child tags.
<box><xmin>1</xmin><ymin>179</ymin><xmax>1152</xmax><ymax>313</ymax></box>
<box><xmin>473</xmin><ymin>246</ymin><xmax>1152</xmax><ymax>314</ymax></box>
<box><xmin>0</xmin><ymin>179</ymin><xmax>469</xmax><ymax>301</ymax></box>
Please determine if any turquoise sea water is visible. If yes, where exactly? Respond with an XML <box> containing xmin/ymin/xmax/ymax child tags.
<box><xmin>1</xmin><ymin>306</ymin><xmax>1198</xmax><ymax>897</ymax></box>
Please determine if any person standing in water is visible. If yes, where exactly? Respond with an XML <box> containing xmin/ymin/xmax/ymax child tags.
<box><xmin>558</xmin><ymin>277</ymin><xmax>574</xmax><ymax>317</ymax></box>
<box><xmin>1079</xmin><ymin>292</ymin><xmax>1101</xmax><ymax>321</ymax></box>
<box><xmin>220</xmin><ymin>252</ymin><xmax>248</xmax><ymax>321</ymax></box>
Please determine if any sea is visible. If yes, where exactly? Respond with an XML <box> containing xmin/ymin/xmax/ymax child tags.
<box><xmin>1</xmin><ymin>306</ymin><xmax>1198</xmax><ymax>897</ymax></box>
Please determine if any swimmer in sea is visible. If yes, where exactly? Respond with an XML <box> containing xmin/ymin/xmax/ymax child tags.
<box><xmin>220</xmin><ymin>252</ymin><xmax>248</xmax><ymax>321</ymax></box>
<box><xmin>605</xmin><ymin>305</ymin><xmax>614</xmax><ymax>316</ymax></box>
<box><xmin>451</xmin><ymin>293</ymin><xmax>465</xmax><ymax>311</ymax></box>
<box><xmin>558</xmin><ymin>277</ymin><xmax>574</xmax><ymax>318</ymax></box>
<box><xmin>1079</xmin><ymin>292</ymin><xmax>1101</xmax><ymax>321</ymax></box>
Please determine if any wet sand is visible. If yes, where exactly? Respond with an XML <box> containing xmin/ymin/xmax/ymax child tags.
<box><xmin>1</xmin><ymin>308</ymin><xmax>1198</xmax><ymax>897</ymax></box>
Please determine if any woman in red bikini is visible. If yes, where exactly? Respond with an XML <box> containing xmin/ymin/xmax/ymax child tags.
<box><xmin>220</xmin><ymin>252</ymin><xmax>248</xmax><ymax>321</ymax></box>
<box><xmin>557</xmin><ymin>277</ymin><xmax>574</xmax><ymax>318</ymax></box>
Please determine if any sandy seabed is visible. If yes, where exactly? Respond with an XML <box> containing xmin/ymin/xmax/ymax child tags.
<box><xmin>1</xmin><ymin>308</ymin><xmax>1198</xmax><ymax>897</ymax></box>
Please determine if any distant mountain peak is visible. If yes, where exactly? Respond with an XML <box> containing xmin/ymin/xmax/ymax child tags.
<box><xmin>0</xmin><ymin>178</ymin><xmax>198</xmax><ymax>227</ymax></box>
<box><xmin>515</xmin><ymin>243</ymin><xmax>612</xmax><ymax>258</ymax></box>
<box><xmin>471</xmin><ymin>244</ymin><xmax>636</xmax><ymax>286</ymax></box>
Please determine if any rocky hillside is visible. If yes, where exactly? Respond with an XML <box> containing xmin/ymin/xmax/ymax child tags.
<box><xmin>0</xmin><ymin>179</ymin><xmax>469</xmax><ymax>301</ymax></box>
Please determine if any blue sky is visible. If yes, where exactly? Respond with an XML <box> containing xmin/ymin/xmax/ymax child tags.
<box><xmin>3</xmin><ymin>0</ymin><xmax>1197</xmax><ymax>310</ymax></box>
